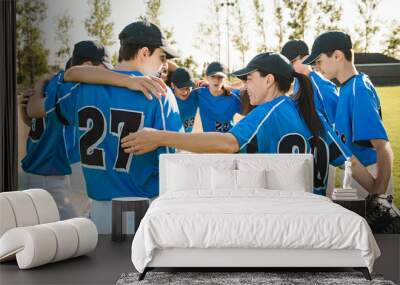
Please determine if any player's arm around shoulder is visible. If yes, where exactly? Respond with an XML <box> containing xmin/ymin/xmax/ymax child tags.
<box><xmin>19</xmin><ymin>89</ymin><xmax>33</xmax><ymax>126</ymax></box>
<box><xmin>64</xmin><ymin>65</ymin><xmax>167</xmax><ymax>100</ymax></box>
<box><xmin>27</xmin><ymin>73</ymin><xmax>54</xmax><ymax>118</ymax></box>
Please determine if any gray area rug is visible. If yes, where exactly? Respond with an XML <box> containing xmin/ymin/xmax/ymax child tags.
<box><xmin>116</xmin><ymin>271</ymin><xmax>396</xmax><ymax>285</ymax></box>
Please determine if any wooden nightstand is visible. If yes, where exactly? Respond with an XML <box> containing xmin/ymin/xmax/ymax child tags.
<box><xmin>332</xmin><ymin>198</ymin><xmax>366</xmax><ymax>218</ymax></box>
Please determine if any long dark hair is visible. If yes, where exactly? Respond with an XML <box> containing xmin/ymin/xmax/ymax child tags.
<box><xmin>292</xmin><ymin>71</ymin><xmax>323</xmax><ymax>143</ymax></box>
<box><xmin>259</xmin><ymin>71</ymin><xmax>323</xmax><ymax>143</ymax></box>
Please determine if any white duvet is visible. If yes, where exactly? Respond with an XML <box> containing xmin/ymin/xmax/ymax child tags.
<box><xmin>131</xmin><ymin>190</ymin><xmax>380</xmax><ymax>273</ymax></box>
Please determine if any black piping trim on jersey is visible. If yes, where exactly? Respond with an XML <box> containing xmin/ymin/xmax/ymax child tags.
<box><xmin>247</xmin><ymin>136</ymin><xmax>258</xmax><ymax>153</ymax></box>
<box><xmin>55</xmin><ymin>103</ymin><xmax>70</xmax><ymax>126</ymax></box>
<box><xmin>354</xmin><ymin>139</ymin><xmax>373</xmax><ymax>148</ymax></box>
<box><xmin>340</xmin><ymin>74</ymin><xmax>357</xmax><ymax>87</ymax></box>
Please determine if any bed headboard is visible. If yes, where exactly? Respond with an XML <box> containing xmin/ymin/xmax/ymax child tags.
<box><xmin>159</xmin><ymin>153</ymin><xmax>314</xmax><ymax>195</ymax></box>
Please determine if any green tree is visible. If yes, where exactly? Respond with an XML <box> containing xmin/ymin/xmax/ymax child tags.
<box><xmin>252</xmin><ymin>0</ymin><xmax>268</xmax><ymax>52</ymax></box>
<box><xmin>139</xmin><ymin>0</ymin><xmax>176</xmax><ymax>45</ymax></box>
<box><xmin>140</xmin><ymin>0</ymin><xmax>161</xmax><ymax>26</ymax></box>
<box><xmin>355</xmin><ymin>0</ymin><xmax>381</xmax><ymax>53</ymax></box>
<box><xmin>232</xmin><ymin>0</ymin><xmax>250</xmax><ymax>66</ymax></box>
<box><xmin>111</xmin><ymin>52</ymin><xmax>119</xmax><ymax>66</ymax></box>
<box><xmin>16</xmin><ymin>0</ymin><xmax>49</xmax><ymax>86</ymax></box>
<box><xmin>174</xmin><ymin>56</ymin><xmax>200</xmax><ymax>78</ymax></box>
<box><xmin>54</xmin><ymin>12</ymin><xmax>73</xmax><ymax>67</ymax></box>
<box><xmin>383</xmin><ymin>21</ymin><xmax>400</xmax><ymax>59</ymax></box>
<box><xmin>283</xmin><ymin>0</ymin><xmax>309</xmax><ymax>40</ymax></box>
<box><xmin>84</xmin><ymin>0</ymin><xmax>115</xmax><ymax>47</ymax></box>
<box><xmin>274</xmin><ymin>0</ymin><xmax>285</xmax><ymax>51</ymax></box>
<box><xmin>314</xmin><ymin>0</ymin><xmax>342</xmax><ymax>35</ymax></box>
<box><xmin>194</xmin><ymin>0</ymin><xmax>221</xmax><ymax>62</ymax></box>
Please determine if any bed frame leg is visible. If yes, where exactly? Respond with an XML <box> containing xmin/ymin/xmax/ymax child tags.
<box><xmin>138</xmin><ymin>268</ymin><xmax>148</xmax><ymax>281</ymax></box>
<box><xmin>354</xmin><ymin>267</ymin><xmax>371</xmax><ymax>280</ymax></box>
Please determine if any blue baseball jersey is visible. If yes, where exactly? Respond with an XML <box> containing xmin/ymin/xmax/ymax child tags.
<box><xmin>229</xmin><ymin>96</ymin><xmax>351</xmax><ymax>196</ymax></box>
<box><xmin>21</xmin><ymin>71</ymin><xmax>73</xmax><ymax>176</ymax></box>
<box><xmin>56</xmin><ymin>70</ymin><xmax>183</xmax><ymax>200</ymax></box>
<box><xmin>64</xmin><ymin>125</ymin><xmax>81</xmax><ymax>164</ymax></box>
<box><xmin>194</xmin><ymin>87</ymin><xmax>241</xmax><ymax>132</ymax></box>
<box><xmin>335</xmin><ymin>73</ymin><xmax>388</xmax><ymax>166</ymax></box>
<box><xmin>293</xmin><ymin>71</ymin><xmax>338</xmax><ymax>126</ymax></box>
<box><xmin>175</xmin><ymin>92</ymin><xmax>199</xmax><ymax>133</ymax></box>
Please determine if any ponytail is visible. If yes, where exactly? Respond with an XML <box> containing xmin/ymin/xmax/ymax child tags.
<box><xmin>239</xmin><ymin>89</ymin><xmax>255</xmax><ymax>115</ymax></box>
<box><xmin>258</xmin><ymin>71</ymin><xmax>323</xmax><ymax>144</ymax></box>
<box><xmin>292</xmin><ymin>72</ymin><xmax>323</xmax><ymax>144</ymax></box>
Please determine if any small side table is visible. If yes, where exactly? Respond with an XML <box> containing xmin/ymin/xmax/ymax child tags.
<box><xmin>332</xmin><ymin>198</ymin><xmax>366</xmax><ymax>218</ymax></box>
<box><xmin>112</xmin><ymin>197</ymin><xmax>150</xmax><ymax>242</ymax></box>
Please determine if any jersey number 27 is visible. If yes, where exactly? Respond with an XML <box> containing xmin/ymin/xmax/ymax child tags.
<box><xmin>78</xmin><ymin>107</ymin><xmax>143</xmax><ymax>172</ymax></box>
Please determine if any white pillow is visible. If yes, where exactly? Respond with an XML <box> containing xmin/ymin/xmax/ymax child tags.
<box><xmin>166</xmin><ymin>158</ymin><xmax>236</xmax><ymax>192</ymax></box>
<box><xmin>236</xmin><ymin>169</ymin><xmax>267</xmax><ymax>189</ymax></box>
<box><xmin>167</xmin><ymin>162</ymin><xmax>211</xmax><ymax>191</ymax></box>
<box><xmin>266</xmin><ymin>166</ymin><xmax>307</xmax><ymax>191</ymax></box>
<box><xmin>211</xmin><ymin>168</ymin><xmax>236</xmax><ymax>190</ymax></box>
<box><xmin>237</xmin><ymin>158</ymin><xmax>309</xmax><ymax>192</ymax></box>
<box><xmin>211</xmin><ymin>169</ymin><xmax>268</xmax><ymax>191</ymax></box>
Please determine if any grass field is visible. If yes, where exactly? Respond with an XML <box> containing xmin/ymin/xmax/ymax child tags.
<box><xmin>378</xmin><ymin>86</ymin><xmax>400</xmax><ymax>207</ymax></box>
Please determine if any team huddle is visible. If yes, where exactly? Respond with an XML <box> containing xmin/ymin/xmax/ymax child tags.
<box><xmin>20</xmin><ymin>20</ymin><xmax>398</xmax><ymax>233</ymax></box>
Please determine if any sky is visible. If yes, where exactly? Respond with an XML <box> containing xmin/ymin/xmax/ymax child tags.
<box><xmin>40</xmin><ymin>0</ymin><xmax>399</xmax><ymax>74</ymax></box>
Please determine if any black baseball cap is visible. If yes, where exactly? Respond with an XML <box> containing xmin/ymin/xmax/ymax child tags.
<box><xmin>171</xmin><ymin>68</ymin><xmax>196</xmax><ymax>88</ymax></box>
<box><xmin>232</xmin><ymin>52</ymin><xmax>294</xmax><ymax>81</ymax></box>
<box><xmin>119</xmin><ymin>21</ymin><xmax>179</xmax><ymax>59</ymax></box>
<box><xmin>72</xmin><ymin>40</ymin><xmax>113</xmax><ymax>69</ymax></box>
<box><xmin>281</xmin><ymin>40</ymin><xmax>309</xmax><ymax>62</ymax></box>
<box><xmin>206</xmin><ymin>62</ymin><xmax>227</xmax><ymax>77</ymax></box>
<box><xmin>65</xmin><ymin>57</ymin><xmax>72</xmax><ymax>70</ymax></box>
<box><xmin>303</xmin><ymin>31</ymin><xmax>352</xmax><ymax>65</ymax></box>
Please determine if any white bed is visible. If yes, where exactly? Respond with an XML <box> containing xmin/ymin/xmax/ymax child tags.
<box><xmin>131</xmin><ymin>154</ymin><xmax>380</xmax><ymax>280</ymax></box>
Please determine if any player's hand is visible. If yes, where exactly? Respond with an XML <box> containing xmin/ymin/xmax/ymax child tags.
<box><xmin>222</xmin><ymin>84</ymin><xmax>233</xmax><ymax>92</ymax></box>
<box><xmin>195</xmin><ymin>79</ymin><xmax>209</xmax><ymax>88</ymax></box>
<box><xmin>126</xmin><ymin>75</ymin><xmax>167</xmax><ymax>100</ymax></box>
<box><xmin>19</xmin><ymin>89</ymin><xmax>34</xmax><ymax>108</ymax></box>
<box><xmin>121</xmin><ymin>128</ymin><xmax>160</xmax><ymax>155</ymax></box>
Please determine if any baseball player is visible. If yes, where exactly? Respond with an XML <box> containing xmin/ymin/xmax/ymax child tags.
<box><xmin>21</xmin><ymin>41</ymin><xmax>113</xmax><ymax>219</ymax></box>
<box><xmin>303</xmin><ymin>31</ymin><xmax>398</xmax><ymax>232</ymax></box>
<box><xmin>121</xmin><ymin>52</ymin><xmax>381</xmax><ymax>196</ymax></box>
<box><xmin>282</xmin><ymin>39</ymin><xmax>340</xmax><ymax>196</ymax></box>
<box><xmin>170</xmin><ymin>68</ymin><xmax>198</xmax><ymax>132</ymax></box>
<box><xmin>193</xmin><ymin>62</ymin><xmax>242</xmax><ymax>133</ymax></box>
<box><xmin>55</xmin><ymin>21</ymin><xmax>183</xmax><ymax>233</ymax></box>
<box><xmin>281</xmin><ymin>39</ymin><xmax>338</xmax><ymax>126</ymax></box>
<box><xmin>303</xmin><ymin>31</ymin><xmax>394</xmax><ymax>198</ymax></box>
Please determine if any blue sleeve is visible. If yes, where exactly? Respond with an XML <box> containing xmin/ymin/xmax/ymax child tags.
<box><xmin>318</xmin><ymin>112</ymin><xmax>352</xmax><ymax>167</ymax></box>
<box><xmin>55</xmin><ymin>82</ymin><xmax>80</xmax><ymax>126</ymax></box>
<box><xmin>154</xmin><ymin>87</ymin><xmax>184</xmax><ymax>133</ymax></box>
<box><xmin>152</xmin><ymin>88</ymin><xmax>183</xmax><ymax>154</ymax></box>
<box><xmin>44</xmin><ymin>82</ymin><xmax>57</xmax><ymax>114</ymax></box>
<box><xmin>44</xmin><ymin>71</ymin><xmax>64</xmax><ymax>113</ymax></box>
<box><xmin>188</xmin><ymin>88</ymin><xmax>201</xmax><ymax>102</ymax></box>
<box><xmin>229</xmin><ymin>107</ymin><xmax>265</xmax><ymax>150</ymax></box>
<box><xmin>310</xmin><ymin>71</ymin><xmax>338</xmax><ymax>125</ymax></box>
<box><xmin>352</xmin><ymin>80</ymin><xmax>388</xmax><ymax>143</ymax></box>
